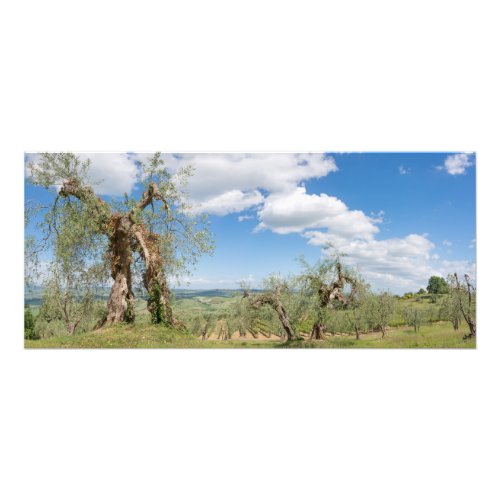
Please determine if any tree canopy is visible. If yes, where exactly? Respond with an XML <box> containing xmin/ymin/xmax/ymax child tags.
<box><xmin>297</xmin><ymin>254</ymin><xmax>361</xmax><ymax>339</ymax></box>
<box><xmin>426</xmin><ymin>275</ymin><xmax>448</xmax><ymax>295</ymax></box>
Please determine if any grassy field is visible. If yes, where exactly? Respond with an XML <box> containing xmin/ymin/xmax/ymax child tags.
<box><xmin>25</xmin><ymin>320</ymin><xmax>475</xmax><ymax>349</ymax></box>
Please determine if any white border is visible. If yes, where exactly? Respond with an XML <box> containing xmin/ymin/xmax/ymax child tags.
<box><xmin>1</xmin><ymin>2</ymin><xmax>498</xmax><ymax>499</ymax></box>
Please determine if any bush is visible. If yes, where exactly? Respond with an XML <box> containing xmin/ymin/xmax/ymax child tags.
<box><xmin>24</xmin><ymin>305</ymin><xmax>40</xmax><ymax>340</ymax></box>
<box><xmin>33</xmin><ymin>319</ymin><xmax>67</xmax><ymax>339</ymax></box>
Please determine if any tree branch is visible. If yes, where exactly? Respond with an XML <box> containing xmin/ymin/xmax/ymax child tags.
<box><xmin>59</xmin><ymin>178</ymin><xmax>111</xmax><ymax>232</ymax></box>
<box><xmin>136</xmin><ymin>182</ymin><xmax>170</xmax><ymax>214</ymax></box>
<box><xmin>133</xmin><ymin>227</ymin><xmax>151</xmax><ymax>269</ymax></box>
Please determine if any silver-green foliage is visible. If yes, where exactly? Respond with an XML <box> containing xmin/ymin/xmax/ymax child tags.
<box><xmin>132</xmin><ymin>153</ymin><xmax>215</xmax><ymax>282</ymax></box>
<box><xmin>26</xmin><ymin>152</ymin><xmax>215</xmax><ymax>328</ymax></box>
<box><xmin>365</xmin><ymin>292</ymin><xmax>397</xmax><ymax>336</ymax></box>
<box><xmin>440</xmin><ymin>293</ymin><xmax>462</xmax><ymax>331</ymax></box>
<box><xmin>403</xmin><ymin>306</ymin><xmax>425</xmax><ymax>333</ymax></box>
<box><xmin>37</xmin><ymin>258</ymin><xmax>107</xmax><ymax>336</ymax></box>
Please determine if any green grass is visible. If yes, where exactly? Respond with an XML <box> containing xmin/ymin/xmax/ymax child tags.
<box><xmin>320</xmin><ymin>322</ymin><xmax>475</xmax><ymax>349</ymax></box>
<box><xmin>25</xmin><ymin>321</ymin><xmax>475</xmax><ymax>349</ymax></box>
<box><xmin>25</xmin><ymin>323</ymin><xmax>276</xmax><ymax>349</ymax></box>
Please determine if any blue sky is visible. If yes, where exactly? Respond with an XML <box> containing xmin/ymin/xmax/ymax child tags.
<box><xmin>25</xmin><ymin>152</ymin><xmax>476</xmax><ymax>294</ymax></box>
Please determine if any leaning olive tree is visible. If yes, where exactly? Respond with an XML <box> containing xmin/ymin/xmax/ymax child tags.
<box><xmin>26</xmin><ymin>152</ymin><xmax>213</xmax><ymax>328</ymax></box>
<box><xmin>242</xmin><ymin>275</ymin><xmax>298</xmax><ymax>342</ymax></box>
<box><xmin>34</xmin><ymin>187</ymin><xmax>108</xmax><ymax>335</ymax></box>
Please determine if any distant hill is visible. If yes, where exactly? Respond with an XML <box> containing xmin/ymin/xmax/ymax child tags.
<box><xmin>171</xmin><ymin>289</ymin><xmax>243</xmax><ymax>299</ymax></box>
<box><xmin>24</xmin><ymin>287</ymin><xmax>257</xmax><ymax>306</ymax></box>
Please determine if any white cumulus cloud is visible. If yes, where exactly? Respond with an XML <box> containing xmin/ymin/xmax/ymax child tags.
<box><xmin>303</xmin><ymin>231</ymin><xmax>473</xmax><ymax>292</ymax></box>
<box><xmin>27</xmin><ymin>152</ymin><xmax>338</xmax><ymax>208</ymax></box>
<box><xmin>192</xmin><ymin>189</ymin><xmax>264</xmax><ymax>216</ymax></box>
<box><xmin>238</xmin><ymin>215</ymin><xmax>254</xmax><ymax>222</ymax></box>
<box><xmin>249</xmin><ymin>184</ymin><xmax>469</xmax><ymax>292</ymax></box>
<box><xmin>139</xmin><ymin>153</ymin><xmax>338</xmax><ymax>214</ymax></box>
<box><xmin>82</xmin><ymin>153</ymin><xmax>138</xmax><ymax>196</ymax></box>
<box><xmin>255</xmin><ymin>187</ymin><xmax>380</xmax><ymax>239</ymax></box>
<box><xmin>438</xmin><ymin>153</ymin><xmax>475</xmax><ymax>175</ymax></box>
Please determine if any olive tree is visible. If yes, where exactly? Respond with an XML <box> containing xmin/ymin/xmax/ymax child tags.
<box><xmin>243</xmin><ymin>275</ymin><xmax>298</xmax><ymax>342</ymax></box>
<box><xmin>298</xmin><ymin>255</ymin><xmax>359</xmax><ymax>340</ymax></box>
<box><xmin>369</xmin><ymin>292</ymin><xmax>396</xmax><ymax>338</ymax></box>
<box><xmin>440</xmin><ymin>294</ymin><xmax>462</xmax><ymax>332</ymax></box>
<box><xmin>346</xmin><ymin>282</ymin><xmax>370</xmax><ymax>340</ymax></box>
<box><xmin>34</xmin><ymin>187</ymin><xmax>108</xmax><ymax>335</ymax></box>
<box><xmin>38</xmin><ymin>260</ymin><xmax>107</xmax><ymax>335</ymax></box>
<box><xmin>403</xmin><ymin>306</ymin><xmax>425</xmax><ymax>333</ymax></box>
<box><xmin>229</xmin><ymin>294</ymin><xmax>259</xmax><ymax>339</ymax></box>
<box><xmin>26</xmin><ymin>153</ymin><xmax>213</xmax><ymax>328</ymax></box>
<box><xmin>199</xmin><ymin>313</ymin><xmax>216</xmax><ymax>340</ymax></box>
<box><xmin>448</xmin><ymin>273</ymin><xmax>476</xmax><ymax>339</ymax></box>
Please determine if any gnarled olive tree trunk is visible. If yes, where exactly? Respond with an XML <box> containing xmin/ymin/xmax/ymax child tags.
<box><xmin>310</xmin><ymin>322</ymin><xmax>327</xmax><ymax>340</ymax></box>
<box><xmin>133</xmin><ymin>224</ymin><xmax>174</xmax><ymax>325</ymax></box>
<box><xmin>60</xmin><ymin>178</ymin><xmax>176</xmax><ymax>328</ymax></box>
<box><xmin>101</xmin><ymin>214</ymin><xmax>135</xmax><ymax>326</ymax></box>
<box><xmin>308</xmin><ymin>262</ymin><xmax>358</xmax><ymax>340</ymax></box>
<box><xmin>274</xmin><ymin>302</ymin><xmax>295</xmax><ymax>342</ymax></box>
<box><xmin>310</xmin><ymin>288</ymin><xmax>331</xmax><ymax>340</ymax></box>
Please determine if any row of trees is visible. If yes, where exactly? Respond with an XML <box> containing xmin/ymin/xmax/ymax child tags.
<box><xmin>186</xmin><ymin>261</ymin><xmax>476</xmax><ymax>343</ymax></box>
<box><xmin>238</xmin><ymin>259</ymin><xmax>397</xmax><ymax>342</ymax></box>
<box><xmin>400</xmin><ymin>276</ymin><xmax>449</xmax><ymax>300</ymax></box>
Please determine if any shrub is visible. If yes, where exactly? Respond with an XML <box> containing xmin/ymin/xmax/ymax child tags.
<box><xmin>33</xmin><ymin>319</ymin><xmax>67</xmax><ymax>339</ymax></box>
<box><xmin>24</xmin><ymin>305</ymin><xmax>39</xmax><ymax>340</ymax></box>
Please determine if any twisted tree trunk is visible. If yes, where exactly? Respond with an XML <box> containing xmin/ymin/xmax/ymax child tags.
<box><xmin>274</xmin><ymin>303</ymin><xmax>295</xmax><ymax>342</ymax></box>
<box><xmin>306</xmin><ymin>262</ymin><xmax>358</xmax><ymax>340</ymax></box>
<box><xmin>101</xmin><ymin>214</ymin><xmax>135</xmax><ymax>326</ymax></box>
<box><xmin>60</xmin><ymin>178</ymin><xmax>176</xmax><ymax>328</ymax></box>
<box><xmin>310</xmin><ymin>291</ymin><xmax>330</xmax><ymax>340</ymax></box>
<box><xmin>310</xmin><ymin>322</ymin><xmax>326</xmax><ymax>340</ymax></box>
<box><xmin>133</xmin><ymin>224</ymin><xmax>174</xmax><ymax>325</ymax></box>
